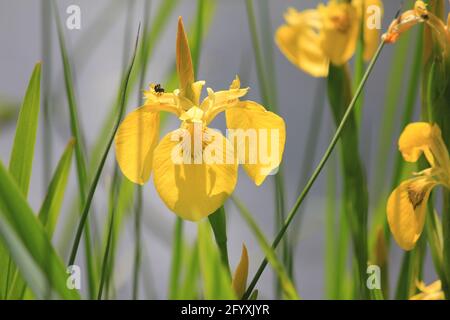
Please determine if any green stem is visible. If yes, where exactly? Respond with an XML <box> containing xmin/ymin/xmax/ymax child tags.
<box><xmin>132</xmin><ymin>0</ymin><xmax>151</xmax><ymax>300</ymax></box>
<box><xmin>97</xmin><ymin>170</ymin><xmax>119</xmax><ymax>300</ymax></box>
<box><xmin>132</xmin><ymin>186</ymin><xmax>143</xmax><ymax>300</ymax></box>
<box><xmin>52</xmin><ymin>0</ymin><xmax>97</xmax><ymax>298</ymax></box>
<box><xmin>208</xmin><ymin>206</ymin><xmax>231</xmax><ymax>277</ymax></box>
<box><xmin>244</xmin><ymin>0</ymin><xmax>270</xmax><ymax>108</ymax></box>
<box><xmin>169</xmin><ymin>217</ymin><xmax>184</xmax><ymax>299</ymax></box>
<box><xmin>245</xmin><ymin>0</ymin><xmax>288</xmax><ymax>295</ymax></box>
<box><xmin>242</xmin><ymin>42</ymin><xmax>386</xmax><ymax>300</ymax></box>
<box><xmin>67</xmin><ymin>24</ymin><xmax>140</xmax><ymax>266</ymax></box>
<box><xmin>325</xmin><ymin>151</ymin><xmax>337</xmax><ymax>299</ymax></box>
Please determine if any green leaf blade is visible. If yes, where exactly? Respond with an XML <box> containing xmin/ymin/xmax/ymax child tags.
<box><xmin>0</xmin><ymin>161</ymin><xmax>80</xmax><ymax>300</ymax></box>
<box><xmin>38</xmin><ymin>139</ymin><xmax>75</xmax><ymax>237</ymax></box>
<box><xmin>9</xmin><ymin>62</ymin><xmax>41</xmax><ymax>196</ymax></box>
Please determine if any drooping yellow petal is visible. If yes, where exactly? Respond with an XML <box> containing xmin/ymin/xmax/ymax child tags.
<box><xmin>410</xmin><ymin>280</ymin><xmax>444</xmax><ymax>300</ymax></box>
<box><xmin>153</xmin><ymin>127</ymin><xmax>238</xmax><ymax>221</ymax></box>
<box><xmin>275</xmin><ymin>8</ymin><xmax>329</xmax><ymax>77</ymax></box>
<box><xmin>232</xmin><ymin>244</ymin><xmax>249</xmax><ymax>299</ymax></box>
<box><xmin>387</xmin><ymin>178</ymin><xmax>436</xmax><ymax>250</ymax></box>
<box><xmin>115</xmin><ymin>105</ymin><xmax>160</xmax><ymax>185</ymax></box>
<box><xmin>398</xmin><ymin>122</ymin><xmax>440</xmax><ymax>165</ymax></box>
<box><xmin>319</xmin><ymin>1</ymin><xmax>360</xmax><ymax>65</ymax></box>
<box><xmin>226</xmin><ymin>101</ymin><xmax>286</xmax><ymax>186</ymax></box>
<box><xmin>176</xmin><ymin>17</ymin><xmax>195</xmax><ymax>102</ymax></box>
<box><xmin>383</xmin><ymin>8</ymin><xmax>423</xmax><ymax>43</ymax></box>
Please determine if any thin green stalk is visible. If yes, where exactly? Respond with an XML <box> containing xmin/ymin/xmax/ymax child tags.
<box><xmin>97</xmin><ymin>170</ymin><xmax>120</xmax><ymax>300</ymax></box>
<box><xmin>353</xmin><ymin>0</ymin><xmax>365</xmax><ymax>126</ymax></box>
<box><xmin>244</xmin><ymin>0</ymin><xmax>270</xmax><ymax>108</ymax></box>
<box><xmin>191</xmin><ymin>0</ymin><xmax>204</xmax><ymax>75</ymax></box>
<box><xmin>325</xmin><ymin>151</ymin><xmax>337</xmax><ymax>299</ymax></box>
<box><xmin>244</xmin><ymin>0</ymin><xmax>288</xmax><ymax>293</ymax></box>
<box><xmin>41</xmin><ymin>0</ymin><xmax>53</xmax><ymax>188</ymax></box>
<box><xmin>169</xmin><ymin>217</ymin><xmax>184</xmax><ymax>299</ymax></box>
<box><xmin>132</xmin><ymin>186</ymin><xmax>143</xmax><ymax>300</ymax></box>
<box><xmin>208</xmin><ymin>207</ymin><xmax>231</xmax><ymax>276</ymax></box>
<box><xmin>52</xmin><ymin>0</ymin><xmax>97</xmax><ymax>297</ymax></box>
<box><xmin>335</xmin><ymin>199</ymin><xmax>351</xmax><ymax>299</ymax></box>
<box><xmin>328</xmin><ymin>62</ymin><xmax>369</xmax><ymax>299</ymax></box>
<box><xmin>231</xmin><ymin>196</ymin><xmax>300</xmax><ymax>300</ymax></box>
<box><xmin>68</xmin><ymin>24</ymin><xmax>140</xmax><ymax>266</ymax></box>
<box><xmin>425</xmin><ymin>209</ymin><xmax>447</xmax><ymax>288</ymax></box>
<box><xmin>292</xmin><ymin>79</ymin><xmax>326</xmax><ymax>242</ymax></box>
<box><xmin>243</xmin><ymin>42</ymin><xmax>386</xmax><ymax>300</ymax></box>
<box><xmin>131</xmin><ymin>0</ymin><xmax>152</xmax><ymax>300</ymax></box>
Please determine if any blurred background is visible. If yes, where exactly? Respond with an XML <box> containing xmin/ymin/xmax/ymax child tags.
<box><xmin>0</xmin><ymin>0</ymin><xmax>437</xmax><ymax>299</ymax></box>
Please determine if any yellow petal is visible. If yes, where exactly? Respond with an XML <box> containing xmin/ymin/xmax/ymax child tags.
<box><xmin>275</xmin><ymin>10</ymin><xmax>329</xmax><ymax>78</ymax></box>
<box><xmin>232</xmin><ymin>244</ymin><xmax>249</xmax><ymax>298</ymax></box>
<box><xmin>144</xmin><ymin>85</ymin><xmax>181</xmax><ymax>115</ymax></box>
<box><xmin>191</xmin><ymin>80</ymin><xmax>206</xmax><ymax>106</ymax></box>
<box><xmin>202</xmin><ymin>80</ymin><xmax>249</xmax><ymax>124</ymax></box>
<box><xmin>226</xmin><ymin>101</ymin><xmax>286</xmax><ymax>186</ymax></box>
<box><xmin>153</xmin><ymin>128</ymin><xmax>238</xmax><ymax>221</ymax></box>
<box><xmin>383</xmin><ymin>9</ymin><xmax>422</xmax><ymax>44</ymax></box>
<box><xmin>387</xmin><ymin>178</ymin><xmax>436</xmax><ymax>250</ymax></box>
<box><xmin>410</xmin><ymin>280</ymin><xmax>444</xmax><ymax>300</ymax></box>
<box><xmin>398</xmin><ymin>122</ymin><xmax>440</xmax><ymax>164</ymax></box>
<box><xmin>115</xmin><ymin>106</ymin><xmax>160</xmax><ymax>185</ymax></box>
<box><xmin>176</xmin><ymin>17</ymin><xmax>195</xmax><ymax>102</ymax></box>
<box><xmin>319</xmin><ymin>1</ymin><xmax>359</xmax><ymax>65</ymax></box>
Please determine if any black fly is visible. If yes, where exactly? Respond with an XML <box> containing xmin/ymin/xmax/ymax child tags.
<box><xmin>154</xmin><ymin>83</ymin><xmax>165</xmax><ymax>94</ymax></box>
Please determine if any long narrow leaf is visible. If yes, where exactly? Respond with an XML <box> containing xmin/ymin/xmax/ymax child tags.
<box><xmin>0</xmin><ymin>161</ymin><xmax>79</xmax><ymax>299</ymax></box>
<box><xmin>8</xmin><ymin>62</ymin><xmax>41</xmax><ymax>196</ymax></box>
<box><xmin>38</xmin><ymin>139</ymin><xmax>75</xmax><ymax>237</ymax></box>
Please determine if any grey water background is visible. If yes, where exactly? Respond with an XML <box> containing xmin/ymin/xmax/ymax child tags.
<box><xmin>0</xmin><ymin>0</ymin><xmax>437</xmax><ymax>299</ymax></box>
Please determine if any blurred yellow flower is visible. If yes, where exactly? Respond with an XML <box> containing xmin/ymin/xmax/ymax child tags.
<box><xmin>387</xmin><ymin>122</ymin><xmax>450</xmax><ymax>250</ymax></box>
<box><xmin>275</xmin><ymin>0</ymin><xmax>383</xmax><ymax>77</ymax></box>
<box><xmin>115</xmin><ymin>17</ymin><xmax>286</xmax><ymax>221</ymax></box>
<box><xmin>410</xmin><ymin>280</ymin><xmax>444</xmax><ymax>300</ymax></box>
<box><xmin>383</xmin><ymin>0</ymin><xmax>449</xmax><ymax>56</ymax></box>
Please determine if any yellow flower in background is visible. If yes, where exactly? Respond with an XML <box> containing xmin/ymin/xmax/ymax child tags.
<box><xmin>410</xmin><ymin>280</ymin><xmax>444</xmax><ymax>300</ymax></box>
<box><xmin>275</xmin><ymin>0</ymin><xmax>383</xmax><ymax>77</ymax></box>
<box><xmin>383</xmin><ymin>0</ymin><xmax>449</xmax><ymax>56</ymax></box>
<box><xmin>387</xmin><ymin>123</ymin><xmax>450</xmax><ymax>250</ymax></box>
<box><xmin>115</xmin><ymin>17</ymin><xmax>286</xmax><ymax>221</ymax></box>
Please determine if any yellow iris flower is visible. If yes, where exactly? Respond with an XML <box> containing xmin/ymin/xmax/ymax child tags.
<box><xmin>410</xmin><ymin>280</ymin><xmax>444</xmax><ymax>300</ymax></box>
<box><xmin>387</xmin><ymin>122</ymin><xmax>450</xmax><ymax>250</ymax></box>
<box><xmin>114</xmin><ymin>17</ymin><xmax>286</xmax><ymax>221</ymax></box>
<box><xmin>275</xmin><ymin>0</ymin><xmax>383</xmax><ymax>77</ymax></box>
<box><xmin>383</xmin><ymin>0</ymin><xmax>449</xmax><ymax>56</ymax></box>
